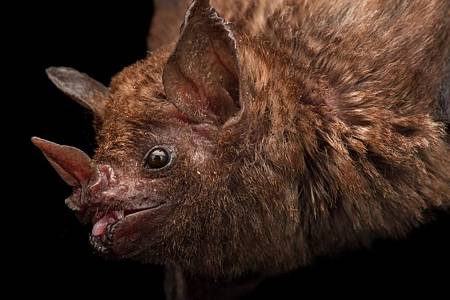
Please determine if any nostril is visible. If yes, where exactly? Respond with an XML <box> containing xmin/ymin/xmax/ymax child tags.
<box><xmin>83</xmin><ymin>165</ymin><xmax>133</xmax><ymax>206</ymax></box>
<box><xmin>87</xmin><ymin>164</ymin><xmax>117</xmax><ymax>201</ymax></box>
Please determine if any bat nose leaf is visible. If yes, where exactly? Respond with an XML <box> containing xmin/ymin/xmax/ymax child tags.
<box><xmin>31</xmin><ymin>137</ymin><xmax>96</xmax><ymax>188</ymax></box>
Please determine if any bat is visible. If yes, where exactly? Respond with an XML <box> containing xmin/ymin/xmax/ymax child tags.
<box><xmin>32</xmin><ymin>0</ymin><xmax>450</xmax><ymax>299</ymax></box>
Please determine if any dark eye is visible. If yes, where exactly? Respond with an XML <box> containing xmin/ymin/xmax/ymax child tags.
<box><xmin>144</xmin><ymin>147</ymin><xmax>172</xmax><ymax>170</ymax></box>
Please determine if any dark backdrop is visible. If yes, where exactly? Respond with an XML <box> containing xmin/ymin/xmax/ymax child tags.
<box><xmin>16</xmin><ymin>1</ymin><xmax>449</xmax><ymax>298</ymax></box>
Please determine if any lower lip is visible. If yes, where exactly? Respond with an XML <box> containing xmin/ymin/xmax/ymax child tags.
<box><xmin>91</xmin><ymin>202</ymin><xmax>166</xmax><ymax>237</ymax></box>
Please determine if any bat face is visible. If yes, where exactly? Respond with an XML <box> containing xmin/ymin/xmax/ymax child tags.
<box><xmin>90</xmin><ymin>126</ymin><xmax>218</xmax><ymax>259</ymax></box>
<box><xmin>33</xmin><ymin>67</ymin><xmax>229</xmax><ymax>259</ymax></box>
<box><xmin>88</xmin><ymin>109</ymin><xmax>224</xmax><ymax>260</ymax></box>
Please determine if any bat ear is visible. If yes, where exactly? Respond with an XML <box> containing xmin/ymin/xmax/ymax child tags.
<box><xmin>163</xmin><ymin>0</ymin><xmax>240</xmax><ymax>126</ymax></box>
<box><xmin>148</xmin><ymin>0</ymin><xmax>192</xmax><ymax>50</ymax></box>
<box><xmin>46</xmin><ymin>67</ymin><xmax>108</xmax><ymax>121</ymax></box>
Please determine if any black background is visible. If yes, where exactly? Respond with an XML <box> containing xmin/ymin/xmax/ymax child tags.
<box><xmin>14</xmin><ymin>1</ymin><xmax>450</xmax><ymax>298</ymax></box>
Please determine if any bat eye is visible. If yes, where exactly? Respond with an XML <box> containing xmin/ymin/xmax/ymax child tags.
<box><xmin>144</xmin><ymin>147</ymin><xmax>172</xmax><ymax>170</ymax></box>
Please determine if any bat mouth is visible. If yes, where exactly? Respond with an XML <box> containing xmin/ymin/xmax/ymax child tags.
<box><xmin>88</xmin><ymin>202</ymin><xmax>165</xmax><ymax>255</ymax></box>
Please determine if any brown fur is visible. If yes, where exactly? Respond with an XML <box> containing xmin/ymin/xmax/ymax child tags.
<box><xmin>96</xmin><ymin>0</ymin><xmax>450</xmax><ymax>277</ymax></box>
<box><xmin>39</xmin><ymin>0</ymin><xmax>450</xmax><ymax>297</ymax></box>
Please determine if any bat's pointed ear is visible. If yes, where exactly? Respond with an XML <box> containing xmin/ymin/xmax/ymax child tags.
<box><xmin>31</xmin><ymin>137</ymin><xmax>96</xmax><ymax>188</ymax></box>
<box><xmin>46</xmin><ymin>67</ymin><xmax>108</xmax><ymax>122</ymax></box>
<box><xmin>163</xmin><ymin>0</ymin><xmax>241</xmax><ymax>126</ymax></box>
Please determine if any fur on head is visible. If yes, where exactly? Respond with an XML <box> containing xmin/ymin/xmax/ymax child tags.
<box><xmin>34</xmin><ymin>0</ymin><xmax>450</xmax><ymax>280</ymax></box>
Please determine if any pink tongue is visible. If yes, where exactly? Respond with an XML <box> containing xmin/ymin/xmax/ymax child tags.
<box><xmin>92</xmin><ymin>211</ymin><xmax>124</xmax><ymax>236</ymax></box>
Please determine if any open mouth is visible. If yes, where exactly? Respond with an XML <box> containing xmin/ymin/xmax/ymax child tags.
<box><xmin>89</xmin><ymin>203</ymin><xmax>165</xmax><ymax>254</ymax></box>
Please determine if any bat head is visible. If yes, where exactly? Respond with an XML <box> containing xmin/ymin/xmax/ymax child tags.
<box><xmin>32</xmin><ymin>0</ymin><xmax>301</xmax><ymax>279</ymax></box>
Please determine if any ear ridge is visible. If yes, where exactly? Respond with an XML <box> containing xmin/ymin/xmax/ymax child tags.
<box><xmin>163</xmin><ymin>0</ymin><xmax>241</xmax><ymax>126</ymax></box>
<box><xmin>46</xmin><ymin>67</ymin><xmax>108</xmax><ymax>120</ymax></box>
